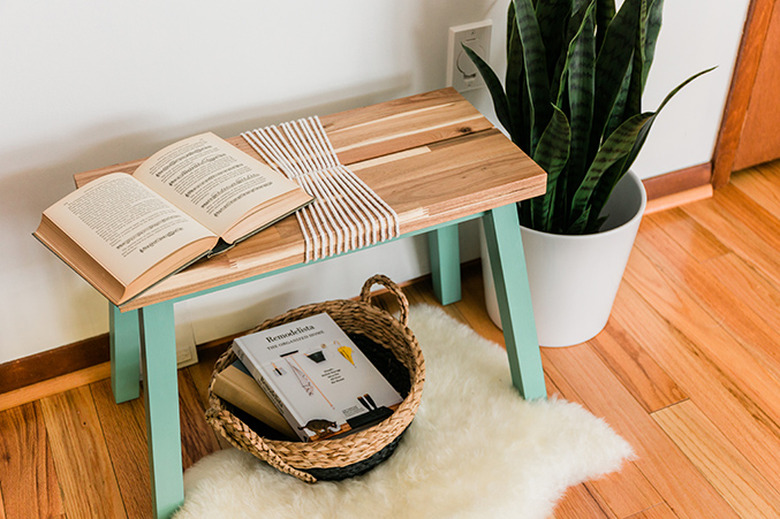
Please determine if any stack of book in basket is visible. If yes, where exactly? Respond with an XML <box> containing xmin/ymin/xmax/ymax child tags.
<box><xmin>215</xmin><ymin>312</ymin><xmax>403</xmax><ymax>442</ymax></box>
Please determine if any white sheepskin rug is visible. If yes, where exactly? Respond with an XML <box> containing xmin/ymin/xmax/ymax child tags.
<box><xmin>175</xmin><ymin>305</ymin><xmax>633</xmax><ymax>519</ymax></box>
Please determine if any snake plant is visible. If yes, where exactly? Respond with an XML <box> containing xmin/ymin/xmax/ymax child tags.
<box><xmin>464</xmin><ymin>0</ymin><xmax>714</xmax><ymax>234</ymax></box>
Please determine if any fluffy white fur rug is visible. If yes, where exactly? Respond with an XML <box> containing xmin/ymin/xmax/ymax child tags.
<box><xmin>175</xmin><ymin>305</ymin><xmax>633</xmax><ymax>519</ymax></box>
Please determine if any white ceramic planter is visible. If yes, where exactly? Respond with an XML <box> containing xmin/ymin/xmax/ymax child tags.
<box><xmin>482</xmin><ymin>170</ymin><xmax>647</xmax><ymax>347</ymax></box>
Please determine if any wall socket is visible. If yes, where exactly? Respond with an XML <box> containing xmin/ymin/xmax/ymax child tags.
<box><xmin>446</xmin><ymin>20</ymin><xmax>492</xmax><ymax>92</ymax></box>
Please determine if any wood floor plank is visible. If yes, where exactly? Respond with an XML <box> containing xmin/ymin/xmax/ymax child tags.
<box><xmin>612</xmin><ymin>281</ymin><xmax>780</xmax><ymax>492</ymax></box>
<box><xmin>624</xmin><ymin>245</ymin><xmax>780</xmax><ymax>424</ymax></box>
<box><xmin>709</xmin><ymin>183</ymin><xmax>780</xmax><ymax>253</ymax></box>
<box><xmin>40</xmin><ymin>387</ymin><xmax>127</xmax><ymax>519</ymax></box>
<box><xmin>542</xmin><ymin>340</ymin><xmax>663</xmax><ymax>519</ymax></box>
<box><xmin>625</xmin><ymin>504</ymin><xmax>677</xmax><ymax>519</ymax></box>
<box><xmin>644</xmin><ymin>208</ymin><xmax>729</xmax><ymax>263</ymax></box>
<box><xmin>541</xmin><ymin>347</ymin><xmax>665</xmax><ymax>519</ymax></box>
<box><xmin>553</xmin><ymin>483</ymin><xmax>612</xmax><ymax>519</ymax></box>
<box><xmin>646</xmin><ymin>196</ymin><xmax>778</xmax><ymax>363</ymax></box>
<box><xmin>635</xmin><ymin>217</ymin><xmax>780</xmax><ymax>380</ymax></box>
<box><xmin>582</xmin><ymin>466</ymin><xmax>663</xmax><ymax>519</ymax></box>
<box><xmin>178</xmin><ymin>369</ymin><xmax>222</xmax><ymax>470</ymax></box>
<box><xmin>451</xmin><ymin>264</ymin><xmax>510</xmax><ymax>346</ymax></box>
<box><xmin>542</xmin><ymin>343</ymin><xmax>738</xmax><ymax>519</ymax></box>
<box><xmin>730</xmin><ymin>162</ymin><xmax>780</xmax><ymax>221</ymax></box>
<box><xmin>704</xmin><ymin>252</ymin><xmax>780</xmax><ymax>331</ymax></box>
<box><xmin>652</xmin><ymin>400</ymin><xmax>780</xmax><ymax>518</ymax></box>
<box><xmin>682</xmin><ymin>186</ymin><xmax>780</xmax><ymax>286</ymax></box>
<box><xmin>589</xmin><ymin>320</ymin><xmax>686</xmax><ymax>413</ymax></box>
<box><xmin>0</xmin><ymin>403</ymin><xmax>64</xmax><ymax>519</ymax></box>
<box><xmin>90</xmin><ymin>379</ymin><xmax>151</xmax><ymax>519</ymax></box>
<box><xmin>415</xmin><ymin>277</ymin><xmax>470</xmax><ymax>324</ymax></box>
<box><xmin>543</xmin><ymin>350</ymin><xmax>666</xmax><ymax>519</ymax></box>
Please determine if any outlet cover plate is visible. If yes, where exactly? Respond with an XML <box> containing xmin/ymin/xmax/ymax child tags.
<box><xmin>447</xmin><ymin>20</ymin><xmax>492</xmax><ymax>92</ymax></box>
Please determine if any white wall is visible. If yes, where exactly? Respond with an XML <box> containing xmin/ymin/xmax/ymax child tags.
<box><xmin>0</xmin><ymin>0</ymin><xmax>748</xmax><ymax>365</ymax></box>
<box><xmin>631</xmin><ymin>1</ymin><xmax>750</xmax><ymax>178</ymax></box>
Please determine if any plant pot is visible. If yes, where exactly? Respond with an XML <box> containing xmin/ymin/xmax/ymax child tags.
<box><xmin>481</xmin><ymin>170</ymin><xmax>647</xmax><ymax>347</ymax></box>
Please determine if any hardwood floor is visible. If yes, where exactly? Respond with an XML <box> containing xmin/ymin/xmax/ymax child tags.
<box><xmin>1</xmin><ymin>162</ymin><xmax>778</xmax><ymax>518</ymax></box>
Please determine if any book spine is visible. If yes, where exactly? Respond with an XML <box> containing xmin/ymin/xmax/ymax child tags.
<box><xmin>232</xmin><ymin>346</ymin><xmax>308</xmax><ymax>441</ymax></box>
<box><xmin>211</xmin><ymin>370</ymin><xmax>296</xmax><ymax>438</ymax></box>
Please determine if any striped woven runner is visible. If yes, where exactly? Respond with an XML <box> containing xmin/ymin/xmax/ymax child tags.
<box><xmin>241</xmin><ymin>117</ymin><xmax>399</xmax><ymax>262</ymax></box>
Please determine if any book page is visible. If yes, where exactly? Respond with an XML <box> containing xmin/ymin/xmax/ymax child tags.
<box><xmin>133</xmin><ymin>132</ymin><xmax>298</xmax><ymax>237</ymax></box>
<box><xmin>43</xmin><ymin>173</ymin><xmax>215</xmax><ymax>285</ymax></box>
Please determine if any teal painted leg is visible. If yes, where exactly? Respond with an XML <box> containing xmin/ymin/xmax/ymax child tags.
<box><xmin>428</xmin><ymin>224</ymin><xmax>461</xmax><ymax>305</ymax></box>
<box><xmin>482</xmin><ymin>204</ymin><xmax>546</xmax><ymax>400</ymax></box>
<box><xmin>110</xmin><ymin>303</ymin><xmax>141</xmax><ymax>403</ymax></box>
<box><xmin>140</xmin><ymin>302</ymin><xmax>184</xmax><ymax>518</ymax></box>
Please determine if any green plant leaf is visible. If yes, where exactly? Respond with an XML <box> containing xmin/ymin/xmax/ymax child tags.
<box><xmin>595</xmin><ymin>0</ymin><xmax>616</xmax><ymax>52</ymax></box>
<box><xmin>622</xmin><ymin>66</ymin><xmax>717</xmax><ymax>174</ymax></box>
<box><xmin>584</xmin><ymin>66</ymin><xmax>717</xmax><ymax>230</ymax></box>
<box><xmin>512</xmin><ymin>0</ymin><xmax>551</xmax><ymax>155</ymax></box>
<box><xmin>583</xmin><ymin>159</ymin><xmax>626</xmax><ymax>231</ymax></box>
<box><xmin>567</xmin><ymin>205</ymin><xmax>591</xmax><ymax>234</ymax></box>
<box><xmin>536</xmin><ymin>0</ymin><xmax>571</xmax><ymax>80</ymax></box>
<box><xmin>604</xmin><ymin>59</ymin><xmax>633</xmax><ymax>138</ymax></box>
<box><xmin>625</xmin><ymin>0</ymin><xmax>647</xmax><ymax>119</ymax></box>
<box><xmin>553</xmin><ymin>1</ymin><xmax>594</xmax><ymax>102</ymax></box>
<box><xmin>507</xmin><ymin>0</ymin><xmax>518</xmax><ymax>58</ymax></box>
<box><xmin>532</xmin><ymin>104</ymin><xmax>571</xmax><ymax>231</ymax></box>
<box><xmin>643</xmin><ymin>0</ymin><xmax>665</xmax><ymax>86</ymax></box>
<box><xmin>519</xmin><ymin>197</ymin><xmax>533</xmax><ymax>227</ymax></box>
<box><xmin>590</xmin><ymin>0</ymin><xmax>642</xmax><ymax>152</ymax></box>
<box><xmin>461</xmin><ymin>44</ymin><xmax>513</xmax><ymax>136</ymax></box>
<box><xmin>473</xmin><ymin>0</ymin><xmax>711</xmax><ymax>237</ymax></box>
<box><xmin>534</xmin><ymin>105</ymin><xmax>571</xmax><ymax>171</ymax></box>
<box><xmin>505</xmin><ymin>1</ymin><xmax>530</xmax><ymax>149</ymax></box>
<box><xmin>570</xmin><ymin>110</ymin><xmax>654</xmax><ymax>224</ymax></box>
<box><xmin>552</xmin><ymin>1</ymin><xmax>592</xmax><ymax>95</ymax></box>
<box><xmin>564</xmin><ymin>1</ymin><xmax>596</xmax><ymax>189</ymax></box>
<box><xmin>572</xmin><ymin>0</ymin><xmax>590</xmax><ymax>10</ymax></box>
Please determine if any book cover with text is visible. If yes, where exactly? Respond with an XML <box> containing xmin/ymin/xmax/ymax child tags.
<box><xmin>232</xmin><ymin>312</ymin><xmax>402</xmax><ymax>441</ymax></box>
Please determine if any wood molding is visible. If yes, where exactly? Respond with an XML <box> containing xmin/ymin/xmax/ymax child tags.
<box><xmin>643</xmin><ymin>163</ymin><xmax>712</xmax><ymax>200</ymax></box>
<box><xmin>644</xmin><ymin>163</ymin><xmax>713</xmax><ymax>214</ymax></box>
<box><xmin>0</xmin><ymin>334</ymin><xmax>109</xmax><ymax>395</ymax></box>
<box><xmin>0</xmin><ymin>363</ymin><xmax>111</xmax><ymax>413</ymax></box>
<box><xmin>712</xmin><ymin>0</ymin><xmax>776</xmax><ymax>188</ymax></box>
<box><xmin>0</xmin><ymin>162</ymin><xmax>712</xmax><ymax>398</ymax></box>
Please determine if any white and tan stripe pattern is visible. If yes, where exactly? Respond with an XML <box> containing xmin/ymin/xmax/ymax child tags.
<box><xmin>242</xmin><ymin>117</ymin><xmax>399</xmax><ymax>262</ymax></box>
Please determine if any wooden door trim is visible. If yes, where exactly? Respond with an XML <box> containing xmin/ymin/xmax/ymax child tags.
<box><xmin>712</xmin><ymin>0</ymin><xmax>776</xmax><ymax>188</ymax></box>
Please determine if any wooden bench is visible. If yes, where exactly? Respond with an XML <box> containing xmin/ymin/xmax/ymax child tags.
<box><xmin>74</xmin><ymin>88</ymin><xmax>547</xmax><ymax>518</ymax></box>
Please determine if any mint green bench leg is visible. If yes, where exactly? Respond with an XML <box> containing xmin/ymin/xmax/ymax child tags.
<box><xmin>110</xmin><ymin>303</ymin><xmax>141</xmax><ymax>403</ymax></box>
<box><xmin>428</xmin><ymin>224</ymin><xmax>461</xmax><ymax>305</ymax></box>
<box><xmin>140</xmin><ymin>301</ymin><xmax>184</xmax><ymax>518</ymax></box>
<box><xmin>482</xmin><ymin>204</ymin><xmax>546</xmax><ymax>400</ymax></box>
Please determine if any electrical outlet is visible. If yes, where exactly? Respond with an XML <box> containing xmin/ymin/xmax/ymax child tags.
<box><xmin>446</xmin><ymin>20</ymin><xmax>492</xmax><ymax>92</ymax></box>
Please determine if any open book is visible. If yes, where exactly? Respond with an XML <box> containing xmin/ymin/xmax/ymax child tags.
<box><xmin>34</xmin><ymin>132</ymin><xmax>313</xmax><ymax>305</ymax></box>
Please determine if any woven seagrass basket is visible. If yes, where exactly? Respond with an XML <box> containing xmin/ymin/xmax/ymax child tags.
<box><xmin>205</xmin><ymin>274</ymin><xmax>425</xmax><ymax>483</ymax></box>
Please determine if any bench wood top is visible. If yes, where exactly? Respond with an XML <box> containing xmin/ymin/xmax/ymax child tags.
<box><xmin>74</xmin><ymin>88</ymin><xmax>546</xmax><ymax>311</ymax></box>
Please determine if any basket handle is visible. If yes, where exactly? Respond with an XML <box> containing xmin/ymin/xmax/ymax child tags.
<box><xmin>360</xmin><ymin>274</ymin><xmax>409</xmax><ymax>326</ymax></box>
<box><xmin>205</xmin><ymin>407</ymin><xmax>318</xmax><ymax>483</ymax></box>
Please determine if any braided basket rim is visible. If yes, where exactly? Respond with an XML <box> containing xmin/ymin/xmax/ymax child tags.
<box><xmin>205</xmin><ymin>276</ymin><xmax>425</xmax><ymax>483</ymax></box>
